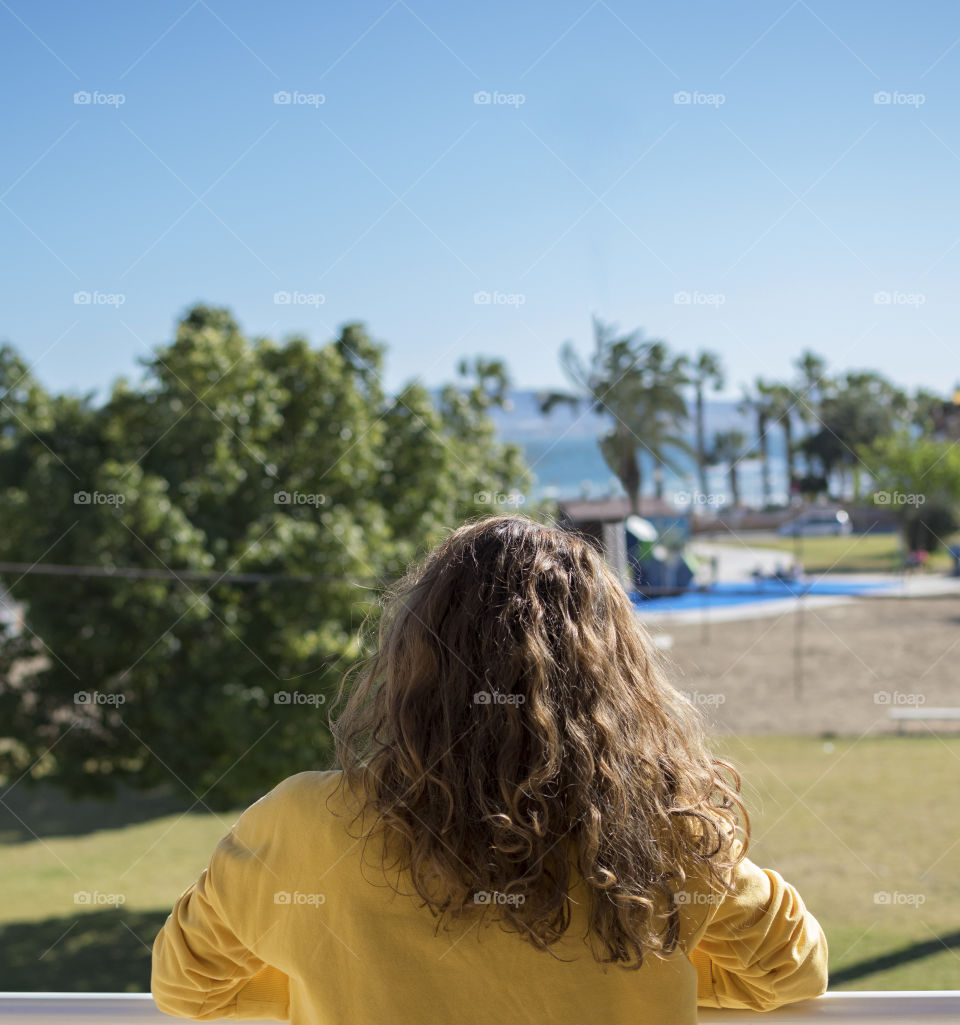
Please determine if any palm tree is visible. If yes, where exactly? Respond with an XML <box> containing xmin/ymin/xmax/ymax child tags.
<box><xmin>738</xmin><ymin>379</ymin><xmax>775</xmax><ymax>507</ymax></box>
<box><xmin>795</xmin><ymin>349</ymin><xmax>827</xmax><ymax>408</ymax></box>
<box><xmin>765</xmin><ymin>382</ymin><xmax>798</xmax><ymax>496</ymax></box>
<box><xmin>793</xmin><ymin>350</ymin><xmax>828</xmax><ymax>476</ymax></box>
<box><xmin>540</xmin><ymin>318</ymin><xmax>690</xmax><ymax>514</ymax></box>
<box><xmin>598</xmin><ymin>405</ymin><xmax>693</xmax><ymax>506</ymax></box>
<box><xmin>691</xmin><ymin>350</ymin><xmax>725</xmax><ymax>501</ymax></box>
<box><xmin>815</xmin><ymin>370</ymin><xmax>908</xmax><ymax>500</ymax></box>
<box><xmin>642</xmin><ymin>342</ymin><xmax>691</xmax><ymax>499</ymax></box>
<box><xmin>707</xmin><ymin>429</ymin><xmax>748</xmax><ymax>509</ymax></box>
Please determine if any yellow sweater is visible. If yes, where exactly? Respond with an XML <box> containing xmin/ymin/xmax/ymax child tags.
<box><xmin>152</xmin><ymin>771</ymin><xmax>828</xmax><ymax>1024</ymax></box>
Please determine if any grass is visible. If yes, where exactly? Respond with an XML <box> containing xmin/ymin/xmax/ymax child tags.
<box><xmin>707</xmin><ymin>531</ymin><xmax>960</xmax><ymax>574</ymax></box>
<box><xmin>0</xmin><ymin>784</ymin><xmax>240</xmax><ymax>991</ymax></box>
<box><xmin>2</xmin><ymin>736</ymin><xmax>959</xmax><ymax>991</ymax></box>
<box><xmin>714</xmin><ymin>736</ymin><xmax>960</xmax><ymax>990</ymax></box>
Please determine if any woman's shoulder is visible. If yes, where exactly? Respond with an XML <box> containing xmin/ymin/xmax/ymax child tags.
<box><xmin>254</xmin><ymin>769</ymin><xmax>346</xmax><ymax>809</ymax></box>
<box><xmin>225</xmin><ymin>770</ymin><xmax>372</xmax><ymax>861</ymax></box>
<box><xmin>267</xmin><ymin>768</ymin><xmax>342</xmax><ymax>797</ymax></box>
<box><xmin>246</xmin><ymin>769</ymin><xmax>370</xmax><ymax>825</ymax></box>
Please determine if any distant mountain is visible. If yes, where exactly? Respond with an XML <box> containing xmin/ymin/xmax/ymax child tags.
<box><xmin>485</xmin><ymin>389</ymin><xmax>756</xmax><ymax>443</ymax></box>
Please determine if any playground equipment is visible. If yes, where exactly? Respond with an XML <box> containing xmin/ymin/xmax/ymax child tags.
<box><xmin>625</xmin><ymin>515</ymin><xmax>698</xmax><ymax>598</ymax></box>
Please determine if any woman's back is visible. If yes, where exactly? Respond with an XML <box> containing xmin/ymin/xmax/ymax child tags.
<box><xmin>153</xmin><ymin>770</ymin><xmax>825</xmax><ymax>1024</ymax></box>
<box><xmin>152</xmin><ymin>515</ymin><xmax>827</xmax><ymax>1022</ymax></box>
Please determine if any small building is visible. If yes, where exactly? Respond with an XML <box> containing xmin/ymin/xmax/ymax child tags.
<box><xmin>556</xmin><ymin>497</ymin><xmax>690</xmax><ymax>589</ymax></box>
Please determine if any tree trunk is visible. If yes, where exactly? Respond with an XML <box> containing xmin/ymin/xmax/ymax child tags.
<box><xmin>696</xmin><ymin>387</ymin><xmax>707</xmax><ymax>499</ymax></box>
<box><xmin>758</xmin><ymin>411</ymin><xmax>771</xmax><ymax>507</ymax></box>
<box><xmin>729</xmin><ymin>464</ymin><xmax>741</xmax><ymax>508</ymax></box>
<box><xmin>620</xmin><ymin>430</ymin><xmax>641</xmax><ymax>514</ymax></box>
<box><xmin>784</xmin><ymin>416</ymin><xmax>795</xmax><ymax>488</ymax></box>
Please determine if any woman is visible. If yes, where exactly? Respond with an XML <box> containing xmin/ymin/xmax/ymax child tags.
<box><xmin>153</xmin><ymin>515</ymin><xmax>827</xmax><ymax>1023</ymax></box>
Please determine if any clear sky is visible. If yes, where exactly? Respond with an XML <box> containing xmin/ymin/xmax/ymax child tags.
<box><xmin>2</xmin><ymin>0</ymin><xmax>959</xmax><ymax>400</ymax></box>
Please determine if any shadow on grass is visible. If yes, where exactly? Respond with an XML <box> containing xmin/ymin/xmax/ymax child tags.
<box><xmin>0</xmin><ymin>909</ymin><xmax>168</xmax><ymax>991</ymax></box>
<box><xmin>831</xmin><ymin>929</ymin><xmax>960</xmax><ymax>986</ymax></box>
<box><xmin>6</xmin><ymin>910</ymin><xmax>960</xmax><ymax>993</ymax></box>
<box><xmin>0</xmin><ymin>781</ymin><xmax>195</xmax><ymax>843</ymax></box>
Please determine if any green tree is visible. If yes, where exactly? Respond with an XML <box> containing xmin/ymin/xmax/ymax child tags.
<box><xmin>541</xmin><ymin>318</ymin><xmax>690</xmax><ymax>513</ymax></box>
<box><xmin>691</xmin><ymin>350</ymin><xmax>725</xmax><ymax>501</ymax></box>
<box><xmin>794</xmin><ymin>350</ymin><xmax>828</xmax><ymax>416</ymax></box>
<box><xmin>804</xmin><ymin>371</ymin><xmax>907</xmax><ymax>499</ymax></box>
<box><xmin>0</xmin><ymin>307</ymin><xmax>531</xmax><ymax>807</ymax></box>
<box><xmin>643</xmin><ymin>342</ymin><xmax>691</xmax><ymax>500</ymax></box>
<box><xmin>859</xmin><ymin>433</ymin><xmax>960</xmax><ymax>552</ymax></box>
<box><xmin>738</xmin><ymin>380</ymin><xmax>775</xmax><ymax>507</ymax></box>
<box><xmin>765</xmin><ymin>382</ymin><xmax>798</xmax><ymax>493</ymax></box>
<box><xmin>707</xmin><ymin>430</ymin><xmax>747</xmax><ymax>509</ymax></box>
<box><xmin>793</xmin><ymin>350</ymin><xmax>829</xmax><ymax>477</ymax></box>
<box><xmin>911</xmin><ymin>388</ymin><xmax>946</xmax><ymax>434</ymax></box>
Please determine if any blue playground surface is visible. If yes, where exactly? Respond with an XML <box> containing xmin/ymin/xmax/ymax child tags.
<box><xmin>631</xmin><ymin>577</ymin><xmax>894</xmax><ymax>614</ymax></box>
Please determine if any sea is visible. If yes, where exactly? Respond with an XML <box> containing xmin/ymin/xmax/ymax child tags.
<box><xmin>488</xmin><ymin>390</ymin><xmax>790</xmax><ymax>508</ymax></box>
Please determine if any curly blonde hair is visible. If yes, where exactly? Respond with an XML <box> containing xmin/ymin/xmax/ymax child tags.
<box><xmin>330</xmin><ymin>514</ymin><xmax>747</xmax><ymax>968</ymax></box>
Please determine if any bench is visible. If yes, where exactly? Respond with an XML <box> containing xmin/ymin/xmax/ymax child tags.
<box><xmin>889</xmin><ymin>707</ymin><xmax>960</xmax><ymax>734</ymax></box>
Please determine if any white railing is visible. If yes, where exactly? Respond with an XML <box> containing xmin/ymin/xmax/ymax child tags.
<box><xmin>0</xmin><ymin>992</ymin><xmax>959</xmax><ymax>1023</ymax></box>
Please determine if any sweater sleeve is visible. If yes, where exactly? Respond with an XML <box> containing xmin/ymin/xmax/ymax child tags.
<box><xmin>152</xmin><ymin>790</ymin><xmax>292</xmax><ymax>1021</ymax></box>
<box><xmin>688</xmin><ymin>857</ymin><xmax>828</xmax><ymax>1011</ymax></box>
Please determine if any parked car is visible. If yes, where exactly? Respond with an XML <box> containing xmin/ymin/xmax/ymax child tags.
<box><xmin>778</xmin><ymin>509</ymin><xmax>852</xmax><ymax>537</ymax></box>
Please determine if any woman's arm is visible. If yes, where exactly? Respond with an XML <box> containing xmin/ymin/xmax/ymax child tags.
<box><xmin>152</xmin><ymin>792</ymin><xmax>293</xmax><ymax>1021</ymax></box>
<box><xmin>689</xmin><ymin>857</ymin><xmax>828</xmax><ymax>1011</ymax></box>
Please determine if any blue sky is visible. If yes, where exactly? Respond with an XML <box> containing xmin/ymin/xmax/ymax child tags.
<box><xmin>2</xmin><ymin>0</ymin><xmax>959</xmax><ymax>399</ymax></box>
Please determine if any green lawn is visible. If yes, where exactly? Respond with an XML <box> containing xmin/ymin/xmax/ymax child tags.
<box><xmin>714</xmin><ymin>736</ymin><xmax>960</xmax><ymax>990</ymax></box>
<box><xmin>708</xmin><ymin>531</ymin><xmax>960</xmax><ymax>574</ymax></box>
<box><xmin>2</xmin><ymin>736</ymin><xmax>959</xmax><ymax>991</ymax></box>
<box><xmin>0</xmin><ymin>783</ymin><xmax>240</xmax><ymax>991</ymax></box>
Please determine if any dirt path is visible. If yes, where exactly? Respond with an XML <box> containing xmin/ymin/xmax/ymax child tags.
<box><xmin>654</xmin><ymin>595</ymin><xmax>960</xmax><ymax>736</ymax></box>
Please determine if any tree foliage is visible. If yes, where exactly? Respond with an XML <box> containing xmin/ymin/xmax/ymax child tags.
<box><xmin>0</xmin><ymin>306</ymin><xmax>532</xmax><ymax>806</ymax></box>
<box><xmin>859</xmin><ymin>433</ymin><xmax>960</xmax><ymax>552</ymax></box>
<box><xmin>691</xmin><ymin>351</ymin><xmax>725</xmax><ymax>501</ymax></box>
<box><xmin>540</xmin><ymin>318</ymin><xmax>690</xmax><ymax>512</ymax></box>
